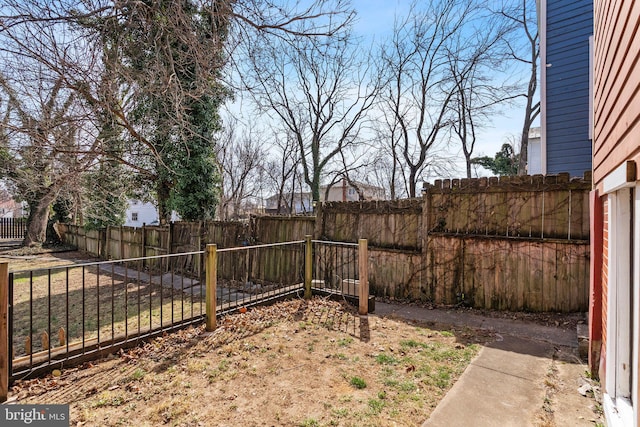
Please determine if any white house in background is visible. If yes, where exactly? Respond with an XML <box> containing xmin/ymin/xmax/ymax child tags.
<box><xmin>320</xmin><ymin>179</ymin><xmax>386</xmax><ymax>202</ymax></box>
<box><xmin>527</xmin><ymin>127</ymin><xmax>542</xmax><ymax>174</ymax></box>
<box><xmin>124</xmin><ymin>200</ymin><xmax>158</xmax><ymax>227</ymax></box>
<box><xmin>124</xmin><ymin>200</ymin><xmax>180</xmax><ymax>227</ymax></box>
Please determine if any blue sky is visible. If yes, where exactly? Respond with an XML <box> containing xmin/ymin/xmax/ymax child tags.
<box><xmin>225</xmin><ymin>0</ymin><xmax>537</xmax><ymax>180</ymax></box>
<box><xmin>349</xmin><ymin>0</ymin><xmax>534</xmax><ymax>161</ymax></box>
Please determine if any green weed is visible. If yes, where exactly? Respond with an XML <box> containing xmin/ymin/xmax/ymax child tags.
<box><xmin>350</xmin><ymin>376</ymin><xmax>367</xmax><ymax>389</ymax></box>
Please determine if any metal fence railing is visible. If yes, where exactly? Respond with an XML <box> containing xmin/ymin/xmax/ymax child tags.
<box><xmin>310</xmin><ymin>240</ymin><xmax>359</xmax><ymax>295</ymax></box>
<box><xmin>8</xmin><ymin>251</ymin><xmax>207</xmax><ymax>382</ymax></box>
<box><xmin>0</xmin><ymin>237</ymin><xmax>370</xmax><ymax>400</ymax></box>
<box><xmin>216</xmin><ymin>241</ymin><xmax>306</xmax><ymax>317</ymax></box>
<box><xmin>0</xmin><ymin>218</ymin><xmax>26</xmax><ymax>239</ymax></box>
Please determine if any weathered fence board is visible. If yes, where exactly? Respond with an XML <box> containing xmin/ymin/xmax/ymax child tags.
<box><xmin>420</xmin><ymin>235</ymin><xmax>589</xmax><ymax>311</ymax></box>
<box><xmin>367</xmin><ymin>249</ymin><xmax>423</xmax><ymax>299</ymax></box>
<box><xmin>252</xmin><ymin>216</ymin><xmax>314</xmax><ymax>244</ymax></box>
<box><xmin>319</xmin><ymin>199</ymin><xmax>422</xmax><ymax>249</ymax></box>
<box><xmin>58</xmin><ymin>173</ymin><xmax>591</xmax><ymax>312</ymax></box>
<box><xmin>424</xmin><ymin>173</ymin><xmax>591</xmax><ymax>240</ymax></box>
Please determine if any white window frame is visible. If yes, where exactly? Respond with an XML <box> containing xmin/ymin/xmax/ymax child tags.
<box><xmin>603</xmin><ymin>163</ymin><xmax>638</xmax><ymax>427</ymax></box>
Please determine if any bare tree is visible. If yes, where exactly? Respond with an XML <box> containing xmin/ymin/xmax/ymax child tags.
<box><xmin>0</xmin><ymin>74</ymin><xmax>97</xmax><ymax>246</ymax></box>
<box><xmin>261</xmin><ymin>130</ymin><xmax>304</xmax><ymax>214</ymax></box>
<box><xmin>378</xmin><ymin>0</ymin><xmax>475</xmax><ymax>197</ymax></box>
<box><xmin>367</xmin><ymin>134</ymin><xmax>405</xmax><ymax>200</ymax></box>
<box><xmin>496</xmin><ymin>0</ymin><xmax>539</xmax><ymax>175</ymax></box>
<box><xmin>0</xmin><ymin>0</ymin><xmax>354</xmax><ymax>241</ymax></box>
<box><xmin>243</xmin><ymin>21</ymin><xmax>381</xmax><ymax>203</ymax></box>
<box><xmin>446</xmin><ymin>11</ymin><xmax>518</xmax><ymax>178</ymax></box>
<box><xmin>216</xmin><ymin>120</ymin><xmax>266</xmax><ymax>220</ymax></box>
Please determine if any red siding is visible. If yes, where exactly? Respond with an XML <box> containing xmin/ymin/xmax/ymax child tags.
<box><xmin>593</xmin><ymin>0</ymin><xmax>640</xmax><ymax>191</ymax></box>
<box><xmin>589</xmin><ymin>191</ymin><xmax>604</xmax><ymax>376</ymax></box>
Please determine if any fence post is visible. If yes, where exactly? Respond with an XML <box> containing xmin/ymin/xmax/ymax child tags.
<box><xmin>206</xmin><ymin>244</ymin><xmax>217</xmax><ymax>332</ymax></box>
<box><xmin>358</xmin><ymin>239</ymin><xmax>369</xmax><ymax>315</ymax></box>
<box><xmin>0</xmin><ymin>261</ymin><xmax>9</xmax><ymax>402</ymax></box>
<box><xmin>304</xmin><ymin>235</ymin><xmax>312</xmax><ymax>299</ymax></box>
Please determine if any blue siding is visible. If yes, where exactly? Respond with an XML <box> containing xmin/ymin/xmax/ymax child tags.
<box><xmin>545</xmin><ymin>0</ymin><xmax>593</xmax><ymax>177</ymax></box>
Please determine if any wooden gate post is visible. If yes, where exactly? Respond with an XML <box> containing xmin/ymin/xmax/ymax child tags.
<box><xmin>358</xmin><ymin>239</ymin><xmax>369</xmax><ymax>315</ymax></box>
<box><xmin>205</xmin><ymin>244</ymin><xmax>217</xmax><ymax>331</ymax></box>
<box><xmin>0</xmin><ymin>261</ymin><xmax>9</xmax><ymax>402</ymax></box>
<box><xmin>304</xmin><ymin>235</ymin><xmax>313</xmax><ymax>299</ymax></box>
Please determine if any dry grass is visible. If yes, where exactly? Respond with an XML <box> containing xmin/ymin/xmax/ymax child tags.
<box><xmin>13</xmin><ymin>298</ymin><xmax>487</xmax><ymax>426</ymax></box>
<box><xmin>5</xmin><ymin>252</ymin><xmax>204</xmax><ymax>357</ymax></box>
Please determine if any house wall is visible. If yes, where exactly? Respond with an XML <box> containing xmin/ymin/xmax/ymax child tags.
<box><xmin>593</xmin><ymin>2</ymin><xmax>640</xmax><ymax>425</ymax></box>
<box><xmin>320</xmin><ymin>182</ymin><xmax>385</xmax><ymax>202</ymax></box>
<box><xmin>543</xmin><ymin>0</ymin><xmax>593</xmax><ymax>176</ymax></box>
<box><xmin>600</xmin><ymin>196</ymin><xmax>608</xmax><ymax>379</ymax></box>
<box><xmin>593</xmin><ymin>1</ymin><xmax>640</xmax><ymax>186</ymax></box>
<box><xmin>265</xmin><ymin>193</ymin><xmax>312</xmax><ymax>214</ymax></box>
<box><xmin>124</xmin><ymin>200</ymin><xmax>158</xmax><ymax>227</ymax></box>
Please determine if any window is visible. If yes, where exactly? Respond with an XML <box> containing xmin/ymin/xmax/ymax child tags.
<box><xmin>131</xmin><ymin>212</ymin><xmax>139</xmax><ymax>222</ymax></box>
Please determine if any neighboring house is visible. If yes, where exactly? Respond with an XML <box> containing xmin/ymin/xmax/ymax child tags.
<box><xmin>0</xmin><ymin>196</ymin><xmax>25</xmax><ymax>218</ymax></box>
<box><xmin>124</xmin><ymin>200</ymin><xmax>159</xmax><ymax>227</ymax></box>
<box><xmin>526</xmin><ymin>127</ymin><xmax>541</xmax><ymax>174</ymax></box>
<box><xmin>319</xmin><ymin>179</ymin><xmax>386</xmax><ymax>202</ymax></box>
<box><xmin>124</xmin><ymin>200</ymin><xmax>180</xmax><ymax>227</ymax></box>
<box><xmin>0</xmin><ymin>189</ymin><xmax>26</xmax><ymax>218</ymax></box>
<box><xmin>590</xmin><ymin>2</ymin><xmax>640</xmax><ymax>426</ymax></box>
<box><xmin>536</xmin><ymin>0</ymin><xmax>593</xmax><ymax>176</ymax></box>
<box><xmin>264</xmin><ymin>192</ymin><xmax>313</xmax><ymax>214</ymax></box>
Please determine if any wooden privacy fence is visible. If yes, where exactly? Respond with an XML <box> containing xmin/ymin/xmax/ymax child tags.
<box><xmin>423</xmin><ymin>173</ymin><xmax>589</xmax><ymax>239</ymax></box>
<box><xmin>315</xmin><ymin>172</ymin><xmax>592</xmax><ymax>312</ymax></box>
<box><xmin>59</xmin><ymin>221</ymin><xmax>250</xmax><ymax>260</ymax></box>
<box><xmin>59</xmin><ymin>173</ymin><xmax>591</xmax><ymax>312</ymax></box>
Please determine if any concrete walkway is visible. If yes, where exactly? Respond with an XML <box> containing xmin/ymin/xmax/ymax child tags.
<box><xmin>374</xmin><ymin>303</ymin><xmax>586</xmax><ymax>427</ymax></box>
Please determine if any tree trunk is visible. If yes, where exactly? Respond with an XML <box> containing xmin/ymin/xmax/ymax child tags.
<box><xmin>408</xmin><ymin>168</ymin><xmax>418</xmax><ymax>198</ymax></box>
<box><xmin>157</xmin><ymin>180</ymin><xmax>172</xmax><ymax>224</ymax></box>
<box><xmin>23</xmin><ymin>193</ymin><xmax>56</xmax><ymax>246</ymax></box>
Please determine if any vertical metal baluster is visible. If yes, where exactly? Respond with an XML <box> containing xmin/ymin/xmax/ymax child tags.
<box><xmin>29</xmin><ymin>271</ymin><xmax>33</xmax><ymax>367</ymax></box>
<box><xmin>149</xmin><ymin>259</ymin><xmax>152</xmax><ymax>333</ymax></box>
<box><xmin>199</xmin><ymin>251</ymin><xmax>203</xmax><ymax>316</ymax></box>
<box><xmin>97</xmin><ymin>266</ymin><xmax>100</xmax><ymax>346</ymax></box>
<box><xmin>8</xmin><ymin>272</ymin><xmax>13</xmax><ymax>380</ymax></box>
<box><xmin>137</xmin><ymin>261</ymin><xmax>141</xmax><ymax>335</ymax></box>
<box><xmin>125</xmin><ymin>262</ymin><xmax>129</xmax><ymax>340</ymax></box>
<box><xmin>111</xmin><ymin>264</ymin><xmax>115</xmax><ymax>343</ymax></box>
<box><xmin>47</xmin><ymin>269</ymin><xmax>51</xmax><ymax>363</ymax></box>
<box><xmin>160</xmin><ymin>259</ymin><xmax>163</xmax><ymax>331</ymax></box>
<box><xmin>82</xmin><ymin>266</ymin><xmax>85</xmax><ymax>354</ymax></box>
<box><xmin>66</xmin><ymin>267</ymin><xmax>69</xmax><ymax>357</ymax></box>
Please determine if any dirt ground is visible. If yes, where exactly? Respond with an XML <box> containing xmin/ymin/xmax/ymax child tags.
<box><xmin>2</xmin><ymin>248</ymin><xmax>604</xmax><ymax>426</ymax></box>
<box><xmin>9</xmin><ymin>298</ymin><xmax>488</xmax><ymax>426</ymax></box>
